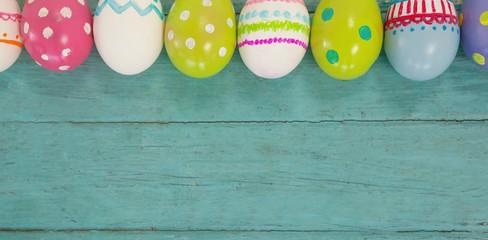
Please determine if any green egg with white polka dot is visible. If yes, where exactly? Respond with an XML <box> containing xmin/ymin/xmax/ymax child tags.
<box><xmin>311</xmin><ymin>0</ymin><xmax>383</xmax><ymax>80</ymax></box>
<box><xmin>165</xmin><ymin>0</ymin><xmax>236</xmax><ymax>78</ymax></box>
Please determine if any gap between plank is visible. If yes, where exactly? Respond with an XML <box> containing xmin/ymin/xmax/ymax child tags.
<box><xmin>0</xmin><ymin>228</ymin><xmax>484</xmax><ymax>234</ymax></box>
<box><xmin>2</xmin><ymin>119</ymin><xmax>488</xmax><ymax>125</ymax></box>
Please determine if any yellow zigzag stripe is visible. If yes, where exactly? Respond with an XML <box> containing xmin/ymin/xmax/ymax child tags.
<box><xmin>238</xmin><ymin>20</ymin><xmax>309</xmax><ymax>37</ymax></box>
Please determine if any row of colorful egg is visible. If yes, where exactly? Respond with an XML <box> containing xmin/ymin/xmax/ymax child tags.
<box><xmin>0</xmin><ymin>0</ymin><xmax>486</xmax><ymax>81</ymax></box>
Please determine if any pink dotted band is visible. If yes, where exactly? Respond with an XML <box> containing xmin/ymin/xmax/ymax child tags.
<box><xmin>238</xmin><ymin>37</ymin><xmax>308</xmax><ymax>50</ymax></box>
<box><xmin>243</xmin><ymin>0</ymin><xmax>306</xmax><ymax>7</ymax></box>
<box><xmin>0</xmin><ymin>12</ymin><xmax>21</xmax><ymax>22</ymax></box>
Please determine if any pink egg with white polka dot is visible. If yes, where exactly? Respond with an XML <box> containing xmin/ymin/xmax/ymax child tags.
<box><xmin>21</xmin><ymin>0</ymin><xmax>93</xmax><ymax>72</ymax></box>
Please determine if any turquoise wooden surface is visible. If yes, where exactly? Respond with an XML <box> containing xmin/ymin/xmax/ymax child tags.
<box><xmin>1</xmin><ymin>231</ymin><xmax>487</xmax><ymax>240</ymax></box>
<box><xmin>2</xmin><ymin>0</ymin><xmax>488</xmax><ymax>239</ymax></box>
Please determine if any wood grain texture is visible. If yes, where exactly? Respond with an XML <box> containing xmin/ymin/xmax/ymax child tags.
<box><xmin>1</xmin><ymin>0</ymin><xmax>486</xmax><ymax>239</ymax></box>
<box><xmin>2</xmin><ymin>49</ymin><xmax>487</xmax><ymax>123</ymax></box>
<box><xmin>1</xmin><ymin>122</ymin><xmax>488</xmax><ymax>232</ymax></box>
<box><xmin>1</xmin><ymin>231</ymin><xmax>487</xmax><ymax>240</ymax></box>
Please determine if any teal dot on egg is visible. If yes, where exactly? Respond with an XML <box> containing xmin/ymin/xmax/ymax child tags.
<box><xmin>322</xmin><ymin>8</ymin><xmax>334</xmax><ymax>22</ymax></box>
<box><xmin>359</xmin><ymin>26</ymin><xmax>371</xmax><ymax>41</ymax></box>
<box><xmin>296</xmin><ymin>12</ymin><xmax>302</xmax><ymax>18</ymax></box>
<box><xmin>284</xmin><ymin>11</ymin><xmax>291</xmax><ymax>19</ymax></box>
<box><xmin>245</xmin><ymin>12</ymin><xmax>251</xmax><ymax>20</ymax></box>
<box><xmin>326</xmin><ymin>50</ymin><xmax>339</xmax><ymax>64</ymax></box>
<box><xmin>259</xmin><ymin>10</ymin><xmax>269</xmax><ymax>18</ymax></box>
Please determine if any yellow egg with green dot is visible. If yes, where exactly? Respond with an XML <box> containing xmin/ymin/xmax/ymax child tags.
<box><xmin>311</xmin><ymin>0</ymin><xmax>383</xmax><ymax>80</ymax></box>
<box><xmin>164</xmin><ymin>0</ymin><xmax>236</xmax><ymax>78</ymax></box>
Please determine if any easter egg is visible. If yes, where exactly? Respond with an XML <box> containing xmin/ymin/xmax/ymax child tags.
<box><xmin>384</xmin><ymin>0</ymin><xmax>460</xmax><ymax>81</ymax></box>
<box><xmin>237</xmin><ymin>0</ymin><xmax>310</xmax><ymax>79</ymax></box>
<box><xmin>0</xmin><ymin>0</ymin><xmax>22</xmax><ymax>72</ymax></box>
<box><xmin>94</xmin><ymin>0</ymin><xmax>164</xmax><ymax>75</ymax></box>
<box><xmin>165</xmin><ymin>0</ymin><xmax>236</xmax><ymax>78</ymax></box>
<box><xmin>461</xmin><ymin>0</ymin><xmax>488</xmax><ymax>68</ymax></box>
<box><xmin>21</xmin><ymin>0</ymin><xmax>93</xmax><ymax>72</ymax></box>
<box><xmin>311</xmin><ymin>0</ymin><xmax>383</xmax><ymax>80</ymax></box>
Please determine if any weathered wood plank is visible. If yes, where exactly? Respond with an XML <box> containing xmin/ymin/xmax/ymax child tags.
<box><xmin>1</xmin><ymin>231</ymin><xmax>487</xmax><ymax>240</ymax></box>
<box><xmin>2</xmin><ymin>1</ymin><xmax>483</xmax><ymax>239</ymax></box>
<box><xmin>2</xmin><ymin>49</ymin><xmax>487</xmax><ymax>122</ymax></box>
<box><xmin>1</xmin><ymin>122</ymin><xmax>487</xmax><ymax>231</ymax></box>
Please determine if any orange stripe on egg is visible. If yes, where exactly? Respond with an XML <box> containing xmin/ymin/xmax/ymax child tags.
<box><xmin>0</xmin><ymin>39</ymin><xmax>22</xmax><ymax>48</ymax></box>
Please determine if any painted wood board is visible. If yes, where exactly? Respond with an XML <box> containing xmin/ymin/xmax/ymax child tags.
<box><xmin>1</xmin><ymin>122</ymin><xmax>487</xmax><ymax>232</ymax></box>
<box><xmin>1</xmin><ymin>231</ymin><xmax>487</xmax><ymax>240</ymax></box>
<box><xmin>2</xmin><ymin>49</ymin><xmax>487</xmax><ymax>123</ymax></box>
<box><xmin>2</xmin><ymin>0</ymin><xmax>486</xmax><ymax>239</ymax></box>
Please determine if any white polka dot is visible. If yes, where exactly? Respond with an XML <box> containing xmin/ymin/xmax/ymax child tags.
<box><xmin>227</xmin><ymin>18</ymin><xmax>233</xmax><ymax>28</ymax></box>
<box><xmin>62</xmin><ymin>48</ymin><xmax>71</xmax><ymax>57</ymax></box>
<box><xmin>180</xmin><ymin>10</ymin><xmax>190</xmax><ymax>21</ymax></box>
<box><xmin>78</xmin><ymin>0</ymin><xmax>85</xmax><ymax>5</ymax></box>
<box><xmin>199</xmin><ymin>62</ymin><xmax>206</xmax><ymax>69</ymax></box>
<box><xmin>205</xmin><ymin>24</ymin><xmax>215</xmax><ymax>33</ymax></box>
<box><xmin>186</xmin><ymin>38</ymin><xmax>195</xmax><ymax>49</ymax></box>
<box><xmin>41</xmin><ymin>54</ymin><xmax>49</xmax><ymax>61</ymax></box>
<box><xmin>219</xmin><ymin>47</ymin><xmax>227</xmax><ymax>57</ymax></box>
<box><xmin>60</xmin><ymin>7</ymin><xmax>72</xmax><ymax>18</ymax></box>
<box><xmin>38</xmin><ymin>7</ymin><xmax>49</xmax><ymax>18</ymax></box>
<box><xmin>202</xmin><ymin>0</ymin><xmax>212</xmax><ymax>7</ymax></box>
<box><xmin>59</xmin><ymin>66</ymin><xmax>70</xmax><ymax>71</ymax></box>
<box><xmin>167</xmin><ymin>30</ymin><xmax>174</xmax><ymax>40</ymax></box>
<box><xmin>23</xmin><ymin>22</ymin><xmax>29</xmax><ymax>34</ymax></box>
<box><xmin>84</xmin><ymin>23</ymin><xmax>91</xmax><ymax>35</ymax></box>
<box><xmin>43</xmin><ymin>27</ymin><xmax>53</xmax><ymax>39</ymax></box>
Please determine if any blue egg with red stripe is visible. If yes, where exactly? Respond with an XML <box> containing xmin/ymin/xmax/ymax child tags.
<box><xmin>384</xmin><ymin>0</ymin><xmax>460</xmax><ymax>81</ymax></box>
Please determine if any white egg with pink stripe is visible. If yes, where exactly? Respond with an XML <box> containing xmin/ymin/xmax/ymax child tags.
<box><xmin>238</xmin><ymin>0</ymin><xmax>310</xmax><ymax>79</ymax></box>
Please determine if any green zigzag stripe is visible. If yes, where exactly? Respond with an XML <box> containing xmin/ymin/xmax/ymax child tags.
<box><xmin>238</xmin><ymin>20</ymin><xmax>309</xmax><ymax>37</ymax></box>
